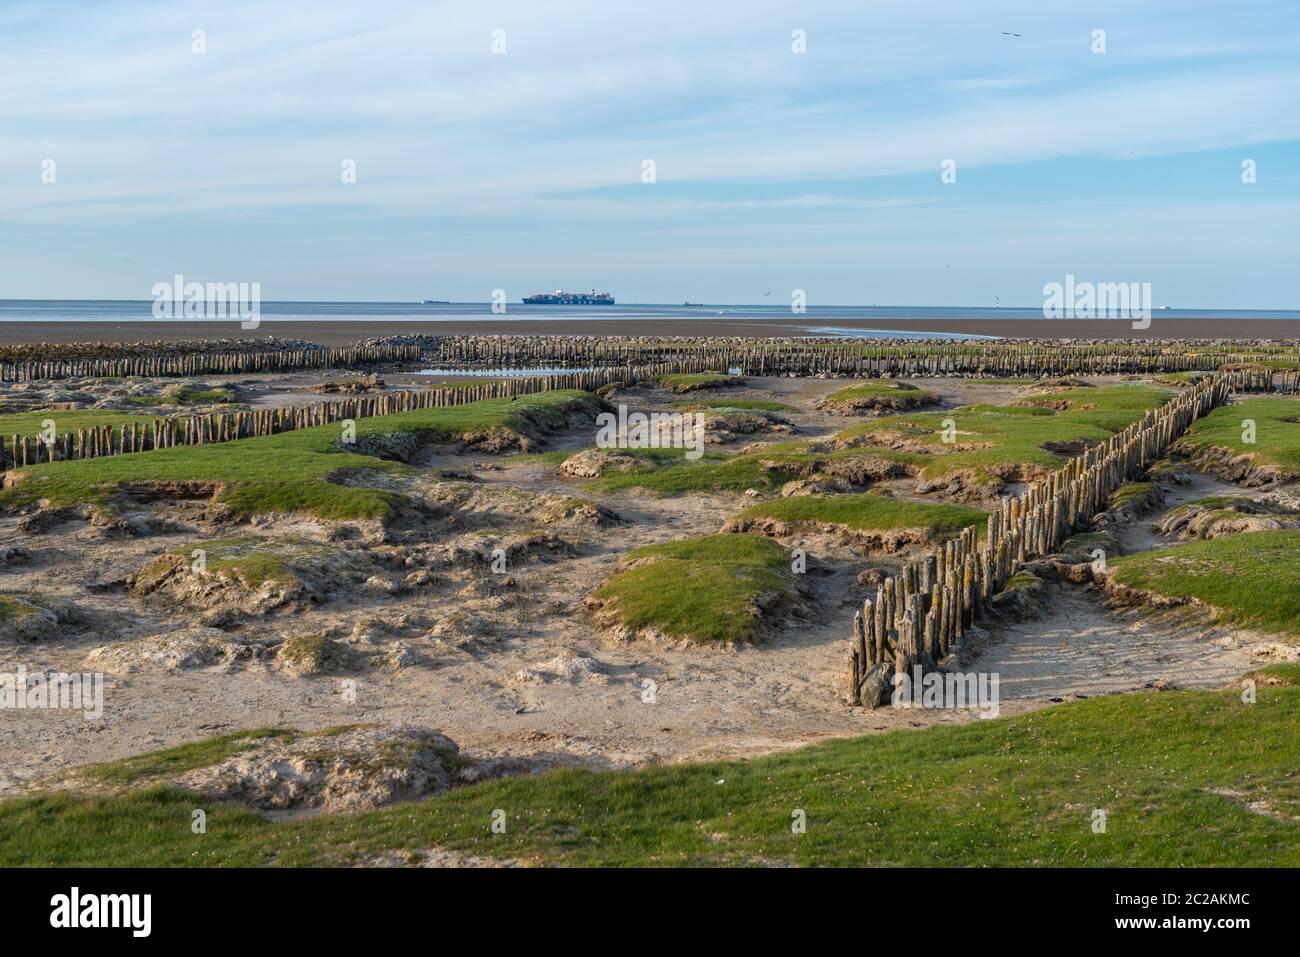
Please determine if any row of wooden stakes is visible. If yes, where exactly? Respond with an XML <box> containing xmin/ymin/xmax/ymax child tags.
<box><xmin>0</xmin><ymin>366</ymin><xmax>626</xmax><ymax>471</ymax></box>
<box><xmin>0</xmin><ymin>344</ymin><xmax>421</xmax><ymax>384</ymax></box>
<box><xmin>427</xmin><ymin>335</ymin><xmax>1300</xmax><ymax>380</ymax></box>
<box><xmin>848</xmin><ymin>373</ymin><xmax>1233</xmax><ymax>706</ymax></box>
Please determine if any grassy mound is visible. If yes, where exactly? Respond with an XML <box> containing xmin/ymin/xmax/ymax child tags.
<box><xmin>595</xmin><ymin>448</ymin><xmax>802</xmax><ymax>495</ymax></box>
<box><xmin>831</xmin><ymin>385</ymin><xmax>1172</xmax><ymax>486</ymax></box>
<box><xmin>3</xmin><ymin>686</ymin><xmax>1296</xmax><ymax>866</ymax></box>
<box><xmin>1106</xmin><ymin>481</ymin><xmax>1160</xmax><ymax>512</ymax></box>
<box><xmin>730</xmin><ymin>493</ymin><xmax>985</xmax><ymax>539</ymax></box>
<box><xmin>0</xmin><ymin>392</ymin><xmax>597</xmax><ymax>521</ymax></box>
<box><xmin>1176</xmin><ymin>397</ymin><xmax>1300</xmax><ymax>476</ymax></box>
<box><xmin>135</xmin><ymin>537</ymin><xmax>302</xmax><ymax>591</ymax></box>
<box><xmin>594</xmin><ymin>385</ymin><xmax>1172</xmax><ymax>496</ymax></box>
<box><xmin>816</xmin><ymin>381</ymin><xmax>940</xmax><ymax>413</ymax></box>
<box><xmin>78</xmin><ymin>729</ymin><xmax>300</xmax><ymax>787</ymax></box>
<box><xmin>0</xmin><ymin>594</ymin><xmax>41</xmax><ymax>624</ymax></box>
<box><xmin>1109</xmin><ymin>530</ymin><xmax>1300</xmax><ymax>638</ymax></box>
<box><xmin>589</xmin><ymin>533</ymin><xmax>792</xmax><ymax>642</ymax></box>
<box><xmin>655</xmin><ymin>372</ymin><xmax>745</xmax><ymax>394</ymax></box>
<box><xmin>163</xmin><ymin>385</ymin><xmax>243</xmax><ymax>405</ymax></box>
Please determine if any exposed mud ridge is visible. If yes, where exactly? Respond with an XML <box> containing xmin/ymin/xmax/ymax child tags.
<box><xmin>815</xmin><ymin>390</ymin><xmax>940</xmax><ymax>416</ymax></box>
<box><xmin>807</xmin><ymin>454</ymin><xmax>915</xmax><ymax>486</ymax></box>
<box><xmin>0</xmin><ymin>594</ymin><xmax>63</xmax><ymax>643</ymax></box>
<box><xmin>178</xmin><ymin>726</ymin><xmax>464</xmax><ymax>813</ymax></box>
<box><xmin>1093</xmin><ymin>484</ymin><xmax>1165</xmax><ymax>530</ymax></box>
<box><xmin>722</xmin><ymin>515</ymin><xmax>946</xmax><ymax>554</ymax></box>
<box><xmin>1155</xmin><ymin>497</ymin><xmax>1300</xmax><ymax>539</ymax></box>
<box><xmin>425</xmin><ymin>480</ymin><xmax>620</xmax><ymax>529</ymax></box>
<box><xmin>84</xmin><ymin>626</ymin><xmax>260</xmax><ymax>673</ymax></box>
<box><xmin>559</xmin><ymin>448</ymin><xmax>639</xmax><ymax>477</ymax></box>
<box><xmin>351</xmin><ymin>426</ymin><xmax>542</xmax><ymax>461</ymax></box>
<box><xmin>1172</xmin><ymin>443</ymin><xmax>1296</xmax><ymax>486</ymax></box>
<box><xmin>827</xmin><ymin>429</ymin><xmax>987</xmax><ymax>456</ymax></box>
<box><xmin>357</xmin><ymin>396</ymin><xmax>610</xmax><ymax>462</ymax></box>
<box><xmin>420</xmin><ymin>529</ymin><xmax>579</xmax><ymax>572</ymax></box>
<box><xmin>660</xmin><ymin>375</ymin><xmax>745</xmax><ymax>395</ymax></box>
<box><xmin>700</xmin><ymin>409</ymin><xmax>796</xmax><ymax>442</ymax></box>
<box><xmin>126</xmin><ymin>537</ymin><xmax>422</xmax><ymax>620</ymax></box>
<box><xmin>1101</xmin><ymin>577</ymin><xmax>1203</xmax><ymax>615</ymax></box>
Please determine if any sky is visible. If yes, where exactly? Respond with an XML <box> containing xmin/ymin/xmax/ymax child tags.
<box><xmin>1</xmin><ymin>0</ymin><xmax>1298</xmax><ymax>307</ymax></box>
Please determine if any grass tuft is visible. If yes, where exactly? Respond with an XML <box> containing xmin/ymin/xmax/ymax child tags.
<box><xmin>590</xmin><ymin>533</ymin><xmax>792</xmax><ymax>642</ymax></box>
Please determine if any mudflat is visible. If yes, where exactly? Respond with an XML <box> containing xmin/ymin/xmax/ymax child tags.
<box><xmin>4</xmin><ymin>315</ymin><xmax>1300</xmax><ymax>346</ymax></box>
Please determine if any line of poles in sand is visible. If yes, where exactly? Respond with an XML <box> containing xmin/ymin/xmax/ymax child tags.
<box><xmin>846</xmin><ymin>372</ymin><xmax>1241</xmax><ymax>706</ymax></box>
<box><xmin>0</xmin><ymin>349</ymin><xmax>1289</xmax><ymax>472</ymax></box>
<box><xmin>6</xmin><ymin>337</ymin><xmax>1300</xmax><ymax>387</ymax></box>
<box><xmin>0</xmin><ymin>344</ymin><xmax>421</xmax><ymax>384</ymax></box>
<box><xmin>0</xmin><ymin>367</ymin><xmax>627</xmax><ymax>471</ymax></box>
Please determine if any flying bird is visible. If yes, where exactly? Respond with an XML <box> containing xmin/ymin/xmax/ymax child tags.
<box><xmin>1001</xmin><ymin>31</ymin><xmax>1022</xmax><ymax>38</ymax></box>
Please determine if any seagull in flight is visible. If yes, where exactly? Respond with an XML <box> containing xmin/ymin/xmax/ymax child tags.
<box><xmin>1001</xmin><ymin>31</ymin><xmax>1023</xmax><ymax>38</ymax></box>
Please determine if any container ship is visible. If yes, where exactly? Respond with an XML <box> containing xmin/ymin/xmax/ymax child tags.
<box><xmin>521</xmin><ymin>289</ymin><xmax>615</xmax><ymax>305</ymax></box>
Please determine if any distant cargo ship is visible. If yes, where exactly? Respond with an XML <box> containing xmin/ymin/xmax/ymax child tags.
<box><xmin>522</xmin><ymin>289</ymin><xmax>615</xmax><ymax>305</ymax></box>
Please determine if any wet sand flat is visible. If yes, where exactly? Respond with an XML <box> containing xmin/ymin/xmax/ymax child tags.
<box><xmin>4</xmin><ymin>315</ymin><xmax>1300</xmax><ymax>347</ymax></box>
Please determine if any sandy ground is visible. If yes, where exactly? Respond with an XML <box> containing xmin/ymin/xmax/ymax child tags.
<box><xmin>970</xmin><ymin>473</ymin><xmax>1295</xmax><ymax>700</ymax></box>
<box><xmin>4</xmin><ymin>316</ymin><xmax>1300</xmax><ymax>346</ymax></box>
<box><xmin>1</xmin><ymin>372</ymin><xmax>1293</xmax><ymax>796</ymax></box>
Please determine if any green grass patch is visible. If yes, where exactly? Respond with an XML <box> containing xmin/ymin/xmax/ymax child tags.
<box><xmin>1246</xmin><ymin>663</ymin><xmax>1300</xmax><ymax>687</ymax></box>
<box><xmin>1177</xmin><ymin>397</ymin><xmax>1300</xmax><ymax>475</ymax></box>
<box><xmin>0</xmin><ymin>408</ymin><xmax>161</xmax><ymax>435</ymax></box>
<box><xmin>570</xmin><ymin>385</ymin><xmax>1171</xmax><ymax>496</ymax></box>
<box><xmin>3</xmin><ymin>687</ymin><xmax>1298</xmax><ymax>866</ymax></box>
<box><xmin>163</xmin><ymin>386</ymin><xmax>241</xmax><ymax>405</ymax></box>
<box><xmin>733</xmin><ymin>493</ymin><xmax>985</xmax><ymax>537</ymax></box>
<box><xmin>1002</xmin><ymin>569</ymin><xmax>1042</xmax><ymax>592</ymax></box>
<box><xmin>79</xmin><ymin>729</ymin><xmax>298</xmax><ymax>787</ymax></box>
<box><xmin>595</xmin><ymin>449</ymin><xmax>800</xmax><ymax>495</ymax></box>
<box><xmin>655</xmin><ymin>372</ymin><xmax>744</xmax><ymax>393</ymax></box>
<box><xmin>1108</xmin><ymin>481</ymin><xmax>1157</xmax><ymax>508</ymax></box>
<box><xmin>833</xmin><ymin>385</ymin><xmax>1173</xmax><ymax>485</ymax></box>
<box><xmin>590</xmin><ymin>533</ymin><xmax>791</xmax><ymax>643</ymax></box>
<box><xmin>0</xmin><ymin>594</ymin><xmax>40</xmax><ymax>623</ymax></box>
<box><xmin>1110</xmin><ymin>530</ymin><xmax>1300</xmax><ymax>638</ymax></box>
<box><xmin>145</xmin><ymin>536</ymin><xmax>301</xmax><ymax>588</ymax></box>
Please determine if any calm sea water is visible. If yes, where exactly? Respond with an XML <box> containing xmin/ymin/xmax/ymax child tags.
<box><xmin>2</xmin><ymin>300</ymin><xmax>1297</xmax><ymax>338</ymax></box>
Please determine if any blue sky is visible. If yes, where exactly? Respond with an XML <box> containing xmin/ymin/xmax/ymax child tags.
<box><xmin>2</xmin><ymin>0</ymin><xmax>1298</xmax><ymax>306</ymax></box>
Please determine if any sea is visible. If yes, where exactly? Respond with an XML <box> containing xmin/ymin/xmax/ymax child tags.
<box><xmin>2</xmin><ymin>300</ymin><xmax>1298</xmax><ymax>340</ymax></box>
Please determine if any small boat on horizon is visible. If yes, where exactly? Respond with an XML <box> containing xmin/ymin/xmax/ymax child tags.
<box><xmin>420</xmin><ymin>299</ymin><xmax>450</xmax><ymax>305</ymax></box>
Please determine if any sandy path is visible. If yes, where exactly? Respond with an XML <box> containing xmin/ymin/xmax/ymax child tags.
<box><xmin>968</xmin><ymin>586</ymin><xmax>1265</xmax><ymax>700</ymax></box>
<box><xmin>968</xmin><ymin>472</ymin><xmax>1292</xmax><ymax>701</ymax></box>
